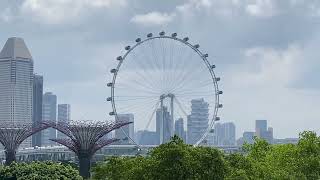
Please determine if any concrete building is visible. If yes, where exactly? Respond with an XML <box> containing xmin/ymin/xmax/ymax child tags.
<box><xmin>136</xmin><ymin>130</ymin><xmax>158</xmax><ymax>145</ymax></box>
<box><xmin>174</xmin><ymin>118</ymin><xmax>186</xmax><ymax>142</ymax></box>
<box><xmin>0</xmin><ymin>37</ymin><xmax>34</xmax><ymax>148</ymax></box>
<box><xmin>255</xmin><ymin>120</ymin><xmax>273</xmax><ymax>143</ymax></box>
<box><xmin>42</xmin><ymin>92</ymin><xmax>57</xmax><ymax>146</ymax></box>
<box><xmin>214</xmin><ymin>122</ymin><xmax>236</xmax><ymax>146</ymax></box>
<box><xmin>57</xmin><ymin>104</ymin><xmax>71</xmax><ymax>139</ymax></box>
<box><xmin>32</xmin><ymin>75</ymin><xmax>43</xmax><ymax>147</ymax></box>
<box><xmin>237</xmin><ymin>131</ymin><xmax>255</xmax><ymax>146</ymax></box>
<box><xmin>156</xmin><ymin>106</ymin><xmax>172</xmax><ymax>144</ymax></box>
<box><xmin>115</xmin><ymin>114</ymin><xmax>134</xmax><ymax>144</ymax></box>
<box><xmin>187</xmin><ymin>98</ymin><xmax>209</xmax><ymax>145</ymax></box>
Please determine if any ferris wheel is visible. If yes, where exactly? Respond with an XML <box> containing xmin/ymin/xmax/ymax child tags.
<box><xmin>107</xmin><ymin>31</ymin><xmax>222</xmax><ymax>146</ymax></box>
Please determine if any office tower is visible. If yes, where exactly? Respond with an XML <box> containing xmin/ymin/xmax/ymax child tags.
<box><xmin>175</xmin><ymin>118</ymin><xmax>186</xmax><ymax>142</ymax></box>
<box><xmin>243</xmin><ymin>131</ymin><xmax>255</xmax><ymax>144</ymax></box>
<box><xmin>0</xmin><ymin>37</ymin><xmax>34</xmax><ymax>148</ymax></box>
<box><xmin>32</xmin><ymin>75</ymin><xmax>43</xmax><ymax>147</ymax></box>
<box><xmin>214</xmin><ymin>122</ymin><xmax>236</xmax><ymax>146</ymax></box>
<box><xmin>255</xmin><ymin>120</ymin><xmax>273</xmax><ymax>143</ymax></box>
<box><xmin>136</xmin><ymin>130</ymin><xmax>158</xmax><ymax>145</ymax></box>
<box><xmin>115</xmin><ymin>113</ymin><xmax>134</xmax><ymax>144</ymax></box>
<box><xmin>224</xmin><ymin>122</ymin><xmax>236</xmax><ymax>145</ymax></box>
<box><xmin>187</xmin><ymin>98</ymin><xmax>209</xmax><ymax>144</ymax></box>
<box><xmin>255</xmin><ymin>120</ymin><xmax>267</xmax><ymax>136</ymax></box>
<box><xmin>42</xmin><ymin>92</ymin><xmax>57</xmax><ymax>146</ymax></box>
<box><xmin>57</xmin><ymin>104</ymin><xmax>71</xmax><ymax>139</ymax></box>
<box><xmin>156</xmin><ymin>106</ymin><xmax>172</xmax><ymax>144</ymax></box>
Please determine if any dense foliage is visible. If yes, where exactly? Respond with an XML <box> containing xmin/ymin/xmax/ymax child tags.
<box><xmin>92</xmin><ymin>135</ymin><xmax>226</xmax><ymax>180</ymax></box>
<box><xmin>92</xmin><ymin>131</ymin><xmax>320</xmax><ymax>180</ymax></box>
<box><xmin>0</xmin><ymin>161</ymin><xmax>83</xmax><ymax>180</ymax></box>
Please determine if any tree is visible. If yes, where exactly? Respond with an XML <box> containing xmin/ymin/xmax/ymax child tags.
<box><xmin>92</xmin><ymin>135</ymin><xmax>227</xmax><ymax>180</ymax></box>
<box><xmin>0</xmin><ymin>161</ymin><xmax>82</xmax><ymax>180</ymax></box>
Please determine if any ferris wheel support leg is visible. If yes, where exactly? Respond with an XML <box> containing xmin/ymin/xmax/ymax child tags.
<box><xmin>160</xmin><ymin>98</ymin><xmax>164</xmax><ymax>144</ymax></box>
<box><xmin>170</xmin><ymin>95</ymin><xmax>174</xmax><ymax>138</ymax></box>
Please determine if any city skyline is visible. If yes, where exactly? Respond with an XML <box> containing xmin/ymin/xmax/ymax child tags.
<box><xmin>1</xmin><ymin>1</ymin><xmax>320</xmax><ymax>138</ymax></box>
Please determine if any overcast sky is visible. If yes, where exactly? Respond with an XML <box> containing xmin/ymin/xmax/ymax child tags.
<box><xmin>1</xmin><ymin>0</ymin><xmax>320</xmax><ymax>138</ymax></box>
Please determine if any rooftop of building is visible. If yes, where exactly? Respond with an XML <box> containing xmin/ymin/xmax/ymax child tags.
<box><xmin>0</xmin><ymin>37</ymin><xmax>33</xmax><ymax>60</ymax></box>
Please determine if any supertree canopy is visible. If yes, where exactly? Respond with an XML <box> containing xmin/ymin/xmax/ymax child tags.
<box><xmin>0</xmin><ymin>122</ymin><xmax>50</xmax><ymax>165</ymax></box>
<box><xmin>44</xmin><ymin>120</ymin><xmax>132</xmax><ymax>178</ymax></box>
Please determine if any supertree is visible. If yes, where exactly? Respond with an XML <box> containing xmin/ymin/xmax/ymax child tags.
<box><xmin>0</xmin><ymin>122</ymin><xmax>50</xmax><ymax>165</ymax></box>
<box><xmin>44</xmin><ymin>120</ymin><xmax>132</xmax><ymax>178</ymax></box>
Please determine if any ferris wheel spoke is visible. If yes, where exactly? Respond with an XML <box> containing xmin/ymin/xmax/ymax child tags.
<box><xmin>116</xmin><ymin>81</ymin><xmax>161</xmax><ymax>95</ymax></box>
<box><xmin>142</xmin><ymin>100</ymin><xmax>160</xmax><ymax>131</ymax></box>
<box><xmin>129</xmin><ymin>50</ymin><xmax>163</xmax><ymax>91</ymax></box>
<box><xmin>111</xmin><ymin>34</ymin><xmax>221</xmax><ymax>145</ymax></box>
<box><xmin>174</xmin><ymin>97</ymin><xmax>190</xmax><ymax>118</ymax></box>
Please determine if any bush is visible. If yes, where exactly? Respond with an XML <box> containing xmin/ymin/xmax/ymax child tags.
<box><xmin>0</xmin><ymin>161</ymin><xmax>82</xmax><ymax>180</ymax></box>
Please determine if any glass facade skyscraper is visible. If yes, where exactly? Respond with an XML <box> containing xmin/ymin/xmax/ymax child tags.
<box><xmin>115</xmin><ymin>113</ymin><xmax>134</xmax><ymax>144</ymax></box>
<box><xmin>42</xmin><ymin>92</ymin><xmax>57</xmax><ymax>146</ymax></box>
<box><xmin>187</xmin><ymin>98</ymin><xmax>209</xmax><ymax>144</ymax></box>
<box><xmin>0</xmin><ymin>37</ymin><xmax>34</xmax><ymax>148</ymax></box>
<box><xmin>32</xmin><ymin>75</ymin><xmax>43</xmax><ymax>147</ymax></box>
<box><xmin>57</xmin><ymin>104</ymin><xmax>71</xmax><ymax>139</ymax></box>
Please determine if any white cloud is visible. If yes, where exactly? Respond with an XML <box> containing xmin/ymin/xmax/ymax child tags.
<box><xmin>229</xmin><ymin>45</ymin><xmax>303</xmax><ymax>88</ymax></box>
<box><xmin>130</xmin><ymin>12</ymin><xmax>175</xmax><ymax>26</ymax></box>
<box><xmin>0</xmin><ymin>8</ymin><xmax>13</xmax><ymax>22</ymax></box>
<box><xmin>245</xmin><ymin>0</ymin><xmax>278</xmax><ymax>17</ymax></box>
<box><xmin>20</xmin><ymin>0</ymin><xmax>127</xmax><ymax>24</ymax></box>
<box><xmin>177</xmin><ymin>0</ymin><xmax>212</xmax><ymax>13</ymax></box>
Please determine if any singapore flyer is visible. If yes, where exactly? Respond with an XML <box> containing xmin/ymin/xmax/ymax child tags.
<box><xmin>108</xmin><ymin>31</ymin><xmax>222</xmax><ymax>146</ymax></box>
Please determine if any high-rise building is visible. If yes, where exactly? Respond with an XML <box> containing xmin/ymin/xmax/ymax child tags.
<box><xmin>57</xmin><ymin>104</ymin><xmax>71</xmax><ymax>139</ymax></box>
<box><xmin>32</xmin><ymin>75</ymin><xmax>43</xmax><ymax>147</ymax></box>
<box><xmin>237</xmin><ymin>131</ymin><xmax>255</xmax><ymax>146</ymax></box>
<box><xmin>115</xmin><ymin>113</ymin><xmax>134</xmax><ymax>144</ymax></box>
<box><xmin>255</xmin><ymin>120</ymin><xmax>273</xmax><ymax>143</ymax></box>
<box><xmin>136</xmin><ymin>130</ymin><xmax>158</xmax><ymax>145</ymax></box>
<box><xmin>42</xmin><ymin>92</ymin><xmax>57</xmax><ymax>146</ymax></box>
<box><xmin>0</xmin><ymin>37</ymin><xmax>34</xmax><ymax>148</ymax></box>
<box><xmin>214</xmin><ymin>122</ymin><xmax>236</xmax><ymax>146</ymax></box>
<box><xmin>187</xmin><ymin>98</ymin><xmax>209</xmax><ymax>145</ymax></box>
<box><xmin>174</xmin><ymin>118</ymin><xmax>186</xmax><ymax>142</ymax></box>
<box><xmin>255</xmin><ymin>120</ymin><xmax>267</xmax><ymax>136</ymax></box>
<box><xmin>156</xmin><ymin>106</ymin><xmax>172</xmax><ymax>144</ymax></box>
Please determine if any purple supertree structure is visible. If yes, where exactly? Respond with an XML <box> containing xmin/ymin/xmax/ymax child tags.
<box><xmin>0</xmin><ymin>122</ymin><xmax>50</xmax><ymax>165</ymax></box>
<box><xmin>44</xmin><ymin>120</ymin><xmax>132</xmax><ymax>178</ymax></box>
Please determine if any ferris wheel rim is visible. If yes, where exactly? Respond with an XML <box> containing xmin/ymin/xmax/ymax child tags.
<box><xmin>108</xmin><ymin>32</ymin><xmax>222</xmax><ymax>146</ymax></box>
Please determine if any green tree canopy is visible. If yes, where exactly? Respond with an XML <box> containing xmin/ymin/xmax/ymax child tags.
<box><xmin>0</xmin><ymin>161</ymin><xmax>83</xmax><ymax>180</ymax></box>
<box><xmin>92</xmin><ymin>135</ymin><xmax>226</xmax><ymax>180</ymax></box>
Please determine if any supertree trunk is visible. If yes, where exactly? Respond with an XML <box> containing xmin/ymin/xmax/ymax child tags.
<box><xmin>5</xmin><ymin>150</ymin><xmax>16</xmax><ymax>165</ymax></box>
<box><xmin>78</xmin><ymin>153</ymin><xmax>91</xmax><ymax>179</ymax></box>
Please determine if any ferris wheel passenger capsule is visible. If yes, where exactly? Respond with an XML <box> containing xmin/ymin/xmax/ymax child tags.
<box><xmin>215</xmin><ymin>77</ymin><xmax>221</xmax><ymax>81</ymax></box>
<box><xmin>135</xmin><ymin>38</ymin><xmax>141</xmax><ymax>43</ymax></box>
<box><xmin>218</xmin><ymin>90</ymin><xmax>223</xmax><ymax>95</ymax></box>
<box><xmin>211</xmin><ymin>65</ymin><xmax>216</xmax><ymax>69</ymax></box>
<box><xmin>110</xmin><ymin>69</ymin><xmax>117</xmax><ymax>73</ymax></box>
<box><xmin>125</xmin><ymin>46</ymin><xmax>131</xmax><ymax>50</ymax></box>
<box><xmin>109</xmin><ymin>112</ymin><xmax>115</xmax><ymax>116</ymax></box>
<box><xmin>171</xmin><ymin>33</ymin><xmax>177</xmax><ymax>37</ymax></box>
<box><xmin>107</xmin><ymin>82</ymin><xmax>113</xmax><ymax>87</ymax></box>
<box><xmin>215</xmin><ymin>117</ymin><xmax>221</xmax><ymax>121</ymax></box>
<box><xmin>147</xmin><ymin>33</ymin><xmax>153</xmax><ymax>38</ymax></box>
<box><xmin>194</xmin><ymin>44</ymin><xmax>200</xmax><ymax>48</ymax></box>
<box><xmin>218</xmin><ymin>104</ymin><xmax>223</xmax><ymax>108</ymax></box>
<box><xmin>159</xmin><ymin>31</ymin><xmax>165</xmax><ymax>36</ymax></box>
<box><xmin>183</xmin><ymin>37</ymin><xmax>189</xmax><ymax>41</ymax></box>
<box><xmin>106</xmin><ymin>97</ymin><xmax>112</xmax><ymax>101</ymax></box>
<box><xmin>203</xmin><ymin>54</ymin><xmax>208</xmax><ymax>58</ymax></box>
<box><xmin>116</xmin><ymin>56</ymin><xmax>122</xmax><ymax>61</ymax></box>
